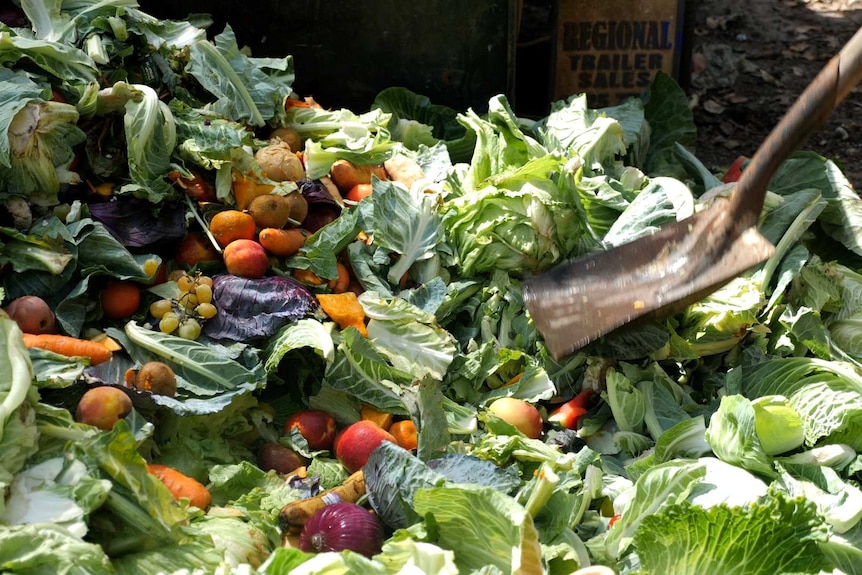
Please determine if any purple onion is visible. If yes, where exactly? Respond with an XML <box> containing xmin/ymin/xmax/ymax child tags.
<box><xmin>299</xmin><ymin>502</ymin><xmax>385</xmax><ymax>557</ymax></box>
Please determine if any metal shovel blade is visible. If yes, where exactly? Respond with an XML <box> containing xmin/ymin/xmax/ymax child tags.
<box><xmin>524</xmin><ymin>26</ymin><xmax>862</xmax><ymax>360</ymax></box>
<box><xmin>523</xmin><ymin>201</ymin><xmax>774</xmax><ymax>359</ymax></box>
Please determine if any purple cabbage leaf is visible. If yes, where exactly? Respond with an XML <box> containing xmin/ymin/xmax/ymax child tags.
<box><xmin>203</xmin><ymin>274</ymin><xmax>319</xmax><ymax>341</ymax></box>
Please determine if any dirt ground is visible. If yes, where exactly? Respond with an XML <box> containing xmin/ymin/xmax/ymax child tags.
<box><xmin>689</xmin><ymin>0</ymin><xmax>862</xmax><ymax>187</ymax></box>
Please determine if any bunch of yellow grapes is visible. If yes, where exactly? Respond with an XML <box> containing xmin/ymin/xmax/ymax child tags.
<box><xmin>148</xmin><ymin>272</ymin><xmax>218</xmax><ymax>340</ymax></box>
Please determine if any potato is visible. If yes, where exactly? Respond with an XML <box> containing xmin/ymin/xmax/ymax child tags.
<box><xmin>285</xmin><ymin>192</ymin><xmax>309</xmax><ymax>224</ymax></box>
<box><xmin>269</xmin><ymin>126</ymin><xmax>303</xmax><ymax>152</ymax></box>
<box><xmin>384</xmin><ymin>154</ymin><xmax>426</xmax><ymax>190</ymax></box>
<box><xmin>247</xmin><ymin>194</ymin><xmax>293</xmax><ymax>229</ymax></box>
<box><xmin>255</xmin><ymin>141</ymin><xmax>306</xmax><ymax>182</ymax></box>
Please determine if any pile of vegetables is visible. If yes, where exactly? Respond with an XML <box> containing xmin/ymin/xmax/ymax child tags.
<box><xmin>3</xmin><ymin>1</ymin><xmax>862</xmax><ymax>574</ymax></box>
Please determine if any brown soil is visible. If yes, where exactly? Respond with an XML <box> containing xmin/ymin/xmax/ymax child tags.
<box><xmin>690</xmin><ymin>0</ymin><xmax>862</xmax><ymax>187</ymax></box>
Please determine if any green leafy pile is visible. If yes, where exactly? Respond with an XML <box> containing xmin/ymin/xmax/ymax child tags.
<box><xmin>3</xmin><ymin>1</ymin><xmax>862</xmax><ymax>574</ymax></box>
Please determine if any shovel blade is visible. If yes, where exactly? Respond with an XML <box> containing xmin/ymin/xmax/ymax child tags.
<box><xmin>523</xmin><ymin>203</ymin><xmax>775</xmax><ymax>359</ymax></box>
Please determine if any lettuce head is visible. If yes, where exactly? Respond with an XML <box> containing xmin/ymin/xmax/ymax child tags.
<box><xmin>0</xmin><ymin>70</ymin><xmax>85</xmax><ymax>206</ymax></box>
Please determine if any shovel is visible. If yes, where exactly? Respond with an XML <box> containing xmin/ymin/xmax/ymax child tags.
<box><xmin>524</xmin><ymin>26</ymin><xmax>862</xmax><ymax>360</ymax></box>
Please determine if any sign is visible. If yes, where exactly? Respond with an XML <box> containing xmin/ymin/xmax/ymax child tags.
<box><xmin>553</xmin><ymin>0</ymin><xmax>684</xmax><ymax>107</ymax></box>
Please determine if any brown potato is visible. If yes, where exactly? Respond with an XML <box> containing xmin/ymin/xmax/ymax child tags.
<box><xmin>247</xmin><ymin>194</ymin><xmax>293</xmax><ymax>229</ymax></box>
<box><xmin>269</xmin><ymin>126</ymin><xmax>303</xmax><ymax>152</ymax></box>
<box><xmin>285</xmin><ymin>192</ymin><xmax>308</xmax><ymax>224</ymax></box>
<box><xmin>255</xmin><ymin>141</ymin><xmax>305</xmax><ymax>182</ymax></box>
<box><xmin>384</xmin><ymin>154</ymin><xmax>426</xmax><ymax>190</ymax></box>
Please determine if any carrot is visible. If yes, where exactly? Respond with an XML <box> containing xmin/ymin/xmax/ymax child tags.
<box><xmin>327</xmin><ymin>262</ymin><xmax>351</xmax><ymax>293</ymax></box>
<box><xmin>279</xmin><ymin>469</ymin><xmax>366</xmax><ymax>533</ymax></box>
<box><xmin>316</xmin><ymin>292</ymin><xmax>368</xmax><ymax>336</ymax></box>
<box><xmin>22</xmin><ymin>333</ymin><xmax>113</xmax><ymax>365</ymax></box>
<box><xmin>146</xmin><ymin>463</ymin><xmax>212</xmax><ymax>509</ymax></box>
<box><xmin>259</xmin><ymin>228</ymin><xmax>308</xmax><ymax>257</ymax></box>
<box><xmin>231</xmin><ymin>170</ymin><xmax>275</xmax><ymax>211</ymax></box>
<box><xmin>329</xmin><ymin>160</ymin><xmax>387</xmax><ymax>194</ymax></box>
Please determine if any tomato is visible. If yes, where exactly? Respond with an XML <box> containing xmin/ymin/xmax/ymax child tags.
<box><xmin>346</xmin><ymin>184</ymin><xmax>373</xmax><ymax>203</ymax></box>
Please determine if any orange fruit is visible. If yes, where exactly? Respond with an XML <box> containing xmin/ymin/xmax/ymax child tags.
<box><xmin>389</xmin><ymin>419</ymin><xmax>418</xmax><ymax>451</ymax></box>
<box><xmin>101</xmin><ymin>281</ymin><xmax>141</xmax><ymax>319</ymax></box>
<box><xmin>209</xmin><ymin>210</ymin><xmax>257</xmax><ymax>248</ymax></box>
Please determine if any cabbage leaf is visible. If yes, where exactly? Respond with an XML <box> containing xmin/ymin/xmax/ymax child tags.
<box><xmin>634</xmin><ymin>490</ymin><xmax>829</xmax><ymax>574</ymax></box>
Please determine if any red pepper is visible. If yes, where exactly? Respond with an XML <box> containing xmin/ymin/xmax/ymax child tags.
<box><xmin>609</xmin><ymin>514</ymin><xmax>621</xmax><ymax>527</ymax></box>
<box><xmin>721</xmin><ymin>155</ymin><xmax>749</xmax><ymax>183</ymax></box>
<box><xmin>547</xmin><ymin>388</ymin><xmax>594</xmax><ymax>430</ymax></box>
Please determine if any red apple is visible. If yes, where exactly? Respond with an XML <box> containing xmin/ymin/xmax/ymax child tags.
<box><xmin>284</xmin><ymin>409</ymin><xmax>337</xmax><ymax>451</ymax></box>
<box><xmin>333</xmin><ymin>420</ymin><xmax>396</xmax><ymax>473</ymax></box>
<box><xmin>487</xmin><ymin>397</ymin><xmax>543</xmax><ymax>439</ymax></box>
<box><xmin>5</xmin><ymin>295</ymin><xmax>57</xmax><ymax>334</ymax></box>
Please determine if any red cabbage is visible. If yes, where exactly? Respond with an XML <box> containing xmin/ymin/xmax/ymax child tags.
<box><xmin>298</xmin><ymin>179</ymin><xmax>343</xmax><ymax>232</ymax></box>
<box><xmin>298</xmin><ymin>179</ymin><xmax>341</xmax><ymax>207</ymax></box>
<box><xmin>88</xmin><ymin>198</ymin><xmax>186</xmax><ymax>247</ymax></box>
<box><xmin>202</xmin><ymin>274</ymin><xmax>318</xmax><ymax>341</ymax></box>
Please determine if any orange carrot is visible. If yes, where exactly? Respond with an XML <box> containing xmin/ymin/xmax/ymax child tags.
<box><xmin>146</xmin><ymin>464</ymin><xmax>212</xmax><ymax>509</ymax></box>
<box><xmin>259</xmin><ymin>228</ymin><xmax>308</xmax><ymax>257</ymax></box>
<box><xmin>327</xmin><ymin>262</ymin><xmax>351</xmax><ymax>294</ymax></box>
<box><xmin>22</xmin><ymin>333</ymin><xmax>113</xmax><ymax>365</ymax></box>
<box><xmin>345</xmin><ymin>183</ymin><xmax>373</xmax><ymax>203</ymax></box>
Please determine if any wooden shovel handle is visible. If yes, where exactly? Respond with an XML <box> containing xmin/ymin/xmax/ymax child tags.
<box><xmin>730</xmin><ymin>26</ymin><xmax>862</xmax><ymax>228</ymax></box>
